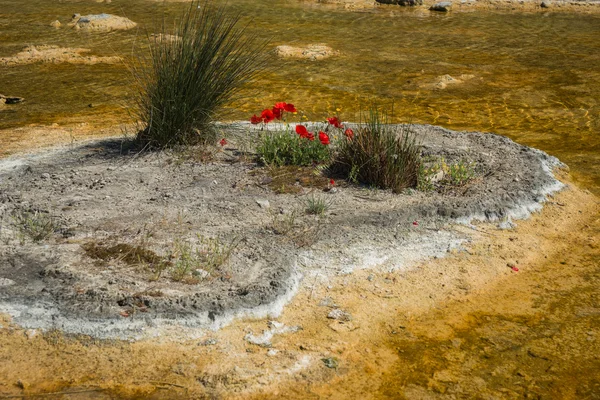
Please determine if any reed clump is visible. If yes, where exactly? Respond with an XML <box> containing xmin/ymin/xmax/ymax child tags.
<box><xmin>133</xmin><ymin>1</ymin><xmax>268</xmax><ymax>148</ymax></box>
<box><xmin>333</xmin><ymin>108</ymin><xmax>421</xmax><ymax>193</ymax></box>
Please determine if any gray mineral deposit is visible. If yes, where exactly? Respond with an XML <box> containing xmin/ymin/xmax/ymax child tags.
<box><xmin>0</xmin><ymin>124</ymin><xmax>564</xmax><ymax>340</ymax></box>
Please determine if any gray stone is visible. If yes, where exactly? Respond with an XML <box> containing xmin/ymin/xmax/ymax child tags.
<box><xmin>540</xmin><ymin>0</ymin><xmax>551</xmax><ymax>7</ymax></box>
<box><xmin>430</xmin><ymin>1</ymin><xmax>453</xmax><ymax>11</ymax></box>
<box><xmin>192</xmin><ymin>269</ymin><xmax>210</xmax><ymax>279</ymax></box>
<box><xmin>0</xmin><ymin>94</ymin><xmax>24</xmax><ymax>105</ymax></box>
<box><xmin>322</xmin><ymin>357</ymin><xmax>339</xmax><ymax>369</ymax></box>
<box><xmin>255</xmin><ymin>198</ymin><xmax>270</xmax><ymax>209</ymax></box>
<box><xmin>318</xmin><ymin>297</ymin><xmax>337</xmax><ymax>308</ymax></box>
<box><xmin>199</xmin><ymin>338</ymin><xmax>218</xmax><ymax>346</ymax></box>
<box><xmin>0</xmin><ymin>278</ymin><xmax>15</xmax><ymax>287</ymax></box>
<box><xmin>327</xmin><ymin>309</ymin><xmax>353</xmax><ymax>321</ymax></box>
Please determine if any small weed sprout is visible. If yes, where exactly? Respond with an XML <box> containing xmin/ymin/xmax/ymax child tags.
<box><xmin>168</xmin><ymin>235</ymin><xmax>237</xmax><ymax>282</ymax></box>
<box><xmin>417</xmin><ymin>157</ymin><xmax>477</xmax><ymax>191</ymax></box>
<box><xmin>267</xmin><ymin>208</ymin><xmax>324</xmax><ymax>248</ymax></box>
<box><xmin>348</xmin><ymin>164</ymin><xmax>360</xmax><ymax>184</ymax></box>
<box><xmin>305</xmin><ymin>195</ymin><xmax>330</xmax><ymax>215</ymax></box>
<box><xmin>12</xmin><ymin>210</ymin><xmax>55</xmax><ymax>243</ymax></box>
<box><xmin>418</xmin><ymin>159</ymin><xmax>442</xmax><ymax>192</ymax></box>
<box><xmin>169</xmin><ymin>240</ymin><xmax>198</xmax><ymax>282</ymax></box>
<box><xmin>446</xmin><ymin>159</ymin><xmax>476</xmax><ymax>186</ymax></box>
<box><xmin>196</xmin><ymin>234</ymin><xmax>237</xmax><ymax>272</ymax></box>
<box><xmin>268</xmin><ymin>209</ymin><xmax>298</xmax><ymax>235</ymax></box>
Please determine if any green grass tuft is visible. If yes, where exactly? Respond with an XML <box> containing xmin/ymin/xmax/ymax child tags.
<box><xmin>332</xmin><ymin>108</ymin><xmax>421</xmax><ymax>193</ymax></box>
<box><xmin>132</xmin><ymin>1</ymin><xmax>269</xmax><ymax>148</ymax></box>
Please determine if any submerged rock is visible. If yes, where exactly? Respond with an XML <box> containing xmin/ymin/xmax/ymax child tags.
<box><xmin>430</xmin><ymin>1</ymin><xmax>453</xmax><ymax>11</ymax></box>
<box><xmin>377</xmin><ymin>0</ymin><xmax>423</xmax><ymax>6</ymax></box>
<box><xmin>419</xmin><ymin>74</ymin><xmax>476</xmax><ymax>90</ymax></box>
<box><xmin>0</xmin><ymin>45</ymin><xmax>122</xmax><ymax>66</ymax></box>
<box><xmin>275</xmin><ymin>44</ymin><xmax>338</xmax><ymax>61</ymax></box>
<box><xmin>0</xmin><ymin>94</ymin><xmax>25</xmax><ymax>105</ymax></box>
<box><xmin>69</xmin><ymin>13</ymin><xmax>137</xmax><ymax>31</ymax></box>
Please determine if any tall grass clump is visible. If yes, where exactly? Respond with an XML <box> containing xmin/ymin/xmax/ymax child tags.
<box><xmin>133</xmin><ymin>1</ymin><xmax>269</xmax><ymax>147</ymax></box>
<box><xmin>332</xmin><ymin>108</ymin><xmax>421</xmax><ymax>193</ymax></box>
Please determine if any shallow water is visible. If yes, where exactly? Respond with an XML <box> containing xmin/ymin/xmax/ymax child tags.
<box><xmin>1</xmin><ymin>1</ymin><xmax>599</xmax><ymax>193</ymax></box>
<box><xmin>0</xmin><ymin>3</ymin><xmax>599</xmax><ymax>396</ymax></box>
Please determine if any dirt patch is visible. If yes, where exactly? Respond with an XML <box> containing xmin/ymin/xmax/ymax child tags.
<box><xmin>0</xmin><ymin>45</ymin><xmax>122</xmax><ymax>66</ymax></box>
<box><xmin>0</xmin><ymin>123</ymin><xmax>564</xmax><ymax>340</ymax></box>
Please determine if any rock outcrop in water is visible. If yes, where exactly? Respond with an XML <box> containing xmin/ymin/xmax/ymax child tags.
<box><xmin>0</xmin><ymin>94</ymin><xmax>24</xmax><ymax>108</ymax></box>
<box><xmin>377</xmin><ymin>0</ymin><xmax>423</xmax><ymax>6</ymax></box>
<box><xmin>68</xmin><ymin>13</ymin><xmax>137</xmax><ymax>31</ymax></box>
<box><xmin>0</xmin><ymin>45</ymin><xmax>122</xmax><ymax>66</ymax></box>
<box><xmin>430</xmin><ymin>1</ymin><xmax>453</xmax><ymax>11</ymax></box>
<box><xmin>275</xmin><ymin>44</ymin><xmax>338</xmax><ymax>60</ymax></box>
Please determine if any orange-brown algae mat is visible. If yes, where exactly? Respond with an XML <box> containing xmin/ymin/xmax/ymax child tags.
<box><xmin>0</xmin><ymin>175</ymin><xmax>598</xmax><ymax>399</ymax></box>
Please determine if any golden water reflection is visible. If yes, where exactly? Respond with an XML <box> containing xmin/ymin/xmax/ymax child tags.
<box><xmin>0</xmin><ymin>1</ymin><xmax>599</xmax><ymax>192</ymax></box>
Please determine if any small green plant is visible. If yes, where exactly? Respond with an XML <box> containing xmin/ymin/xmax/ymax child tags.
<box><xmin>417</xmin><ymin>159</ymin><xmax>442</xmax><ymax>192</ymax></box>
<box><xmin>304</xmin><ymin>194</ymin><xmax>330</xmax><ymax>215</ymax></box>
<box><xmin>169</xmin><ymin>240</ymin><xmax>199</xmax><ymax>282</ymax></box>
<box><xmin>446</xmin><ymin>159</ymin><xmax>476</xmax><ymax>186</ymax></box>
<box><xmin>132</xmin><ymin>1</ymin><xmax>269</xmax><ymax>148</ymax></box>
<box><xmin>12</xmin><ymin>210</ymin><xmax>55</xmax><ymax>243</ymax></box>
<box><xmin>267</xmin><ymin>208</ymin><xmax>324</xmax><ymax>248</ymax></box>
<box><xmin>333</xmin><ymin>107</ymin><xmax>422</xmax><ymax>193</ymax></box>
<box><xmin>257</xmin><ymin>130</ymin><xmax>331</xmax><ymax>167</ymax></box>
<box><xmin>168</xmin><ymin>235</ymin><xmax>237</xmax><ymax>282</ymax></box>
<box><xmin>417</xmin><ymin>157</ymin><xmax>477</xmax><ymax>191</ymax></box>
<box><xmin>268</xmin><ymin>209</ymin><xmax>298</xmax><ymax>235</ymax></box>
<box><xmin>252</xmin><ymin>103</ymin><xmax>347</xmax><ymax>167</ymax></box>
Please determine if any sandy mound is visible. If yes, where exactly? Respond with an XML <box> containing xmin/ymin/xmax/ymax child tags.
<box><xmin>275</xmin><ymin>44</ymin><xmax>339</xmax><ymax>60</ymax></box>
<box><xmin>68</xmin><ymin>13</ymin><xmax>137</xmax><ymax>31</ymax></box>
<box><xmin>0</xmin><ymin>123</ymin><xmax>564</xmax><ymax>339</ymax></box>
<box><xmin>0</xmin><ymin>45</ymin><xmax>122</xmax><ymax>66</ymax></box>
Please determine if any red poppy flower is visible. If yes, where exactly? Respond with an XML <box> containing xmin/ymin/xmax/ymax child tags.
<box><xmin>511</xmin><ymin>266</ymin><xmax>519</xmax><ymax>272</ymax></box>
<box><xmin>330</xmin><ymin>179</ymin><xmax>335</xmax><ymax>186</ymax></box>
<box><xmin>327</xmin><ymin>116</ymin><xmax>343</xmax><ymax>129</ymax></box>
<box><xmin>412</xmin><ymin>221</ymin><xmax>419</xmax><ymax>226</ymax></box>
<box><xmin>318</xmin><ymin>131</ymin><xmax>330</xmax><ymax>145</ymax></box>
<box><xmin>274</xmin><ymin>102</ymin><xmax>287</xmax><ymax>110</ymax></box>
<box><xmin>272</xmin><ymin>106</ymin><xmax>282</xmax><ymax>120</ymax></box>
<box><xmin>284</xmin><ymin>103</ymin><xmax>297</xmax><ymax>113</ymax></box>
<box><xmin>344</xmin><ymin>128</ymin><xmax>354</xmax><ymax>139</ymax></box>
<box><xmin>250</xmin><ymin>114</ymin><xmax>262</xmax><ymax>124</ymax></box>
<box><xmin>307</xmin><ymin>132</ymin><xmax>315</xmax><ymax>141</ymax></box>
<box><xmin>261</xmin><ymin>108</ymin><xmax>275</xmax><ymax>123</ymax></box>
<box><xmin>295</xmin><ymin>125</ymin><xmax>309</xmax><ymax>138</ymax></box>
<box><xmin>219</xmin><ymin>138</ymin><xmax>227</xmax><ymax>146</ymax></box>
